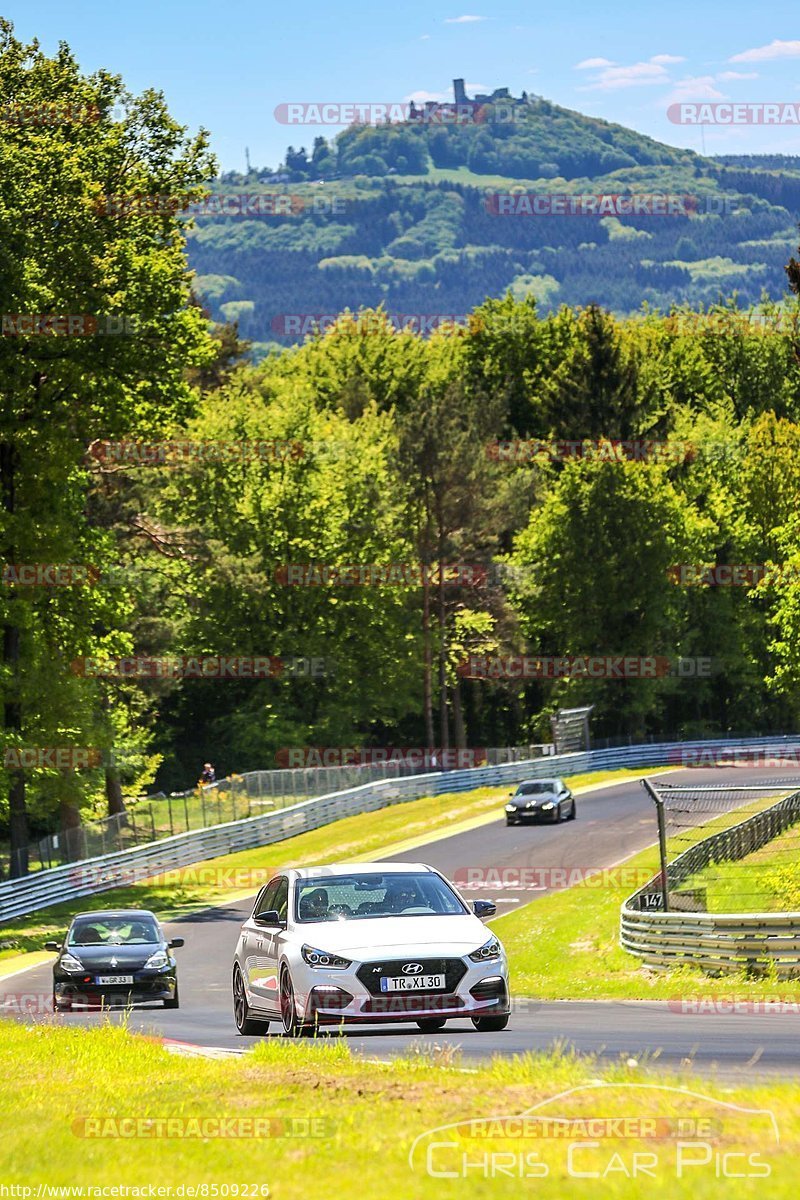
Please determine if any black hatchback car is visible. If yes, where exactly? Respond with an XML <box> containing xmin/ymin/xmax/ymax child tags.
<box><xmin>504</xmin><ymin>778</ymin><xmax>576</xmax><ymax>825</ymax></box>
<box><xmin>46</xmin><ymin>909</ymin><xmax>183</xmax><ymax>1011</ymax></box>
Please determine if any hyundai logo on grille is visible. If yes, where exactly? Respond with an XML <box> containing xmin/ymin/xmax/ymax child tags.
<box><xmin>402</xmin><ymin>962</ymin><xmax>423</xmax><ymax>975</ymax></box>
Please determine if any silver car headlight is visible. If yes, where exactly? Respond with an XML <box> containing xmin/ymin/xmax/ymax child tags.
<box><xmin>468</xmin><ymin>937</ymin><xmax>502</xmax><ymax>963</ymax></box>
<box><xmin>301</xmin><ymin>945</ymin><xmax>351</xmax><ymax>969</ymax></box>
<box><xmin>144</xmin><ymin>950</ymin><xmax>169</xmax><ymax>970</ymax></box>
<box><xmin>60</xmin><ymin>952</ymin><xmax>84</xmax><ymax>974</ymax></box>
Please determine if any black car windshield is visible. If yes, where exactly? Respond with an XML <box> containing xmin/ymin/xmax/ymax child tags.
<box><xmin>517</xmin><ymin>782</ymin><xmax>558</xmax><ymax>795</ymax></box>
<box><xmin>68</xmin><ymin>916</ymin><xmax>161</xmax><ymax>946</ymax></box>
<box><xmin>295</xmin><ymin>873</ymin><xmax>468</xmax><ymax>922</ymax></box>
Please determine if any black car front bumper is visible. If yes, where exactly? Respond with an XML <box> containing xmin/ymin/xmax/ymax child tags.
<box><xmin>506</xmin><ymin>806</ymin><xmax>560</xmax><ymax>823</ymax></box>
<box><xmin>54</xmin><ymin>972</ymin><xmax>177</xmax><ymax>1008</ymax></box>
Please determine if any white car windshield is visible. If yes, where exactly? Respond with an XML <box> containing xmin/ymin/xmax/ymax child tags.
<box><xmin>295</xmin><ymin>873</ymin><xmax>467</xmax><ymax>922</ymax></box>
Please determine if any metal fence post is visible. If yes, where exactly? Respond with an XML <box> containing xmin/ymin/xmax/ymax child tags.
<box><xmin>642</xmin><ymin>777</ymin><xmax>670</xmax><ymax>912</ymax></box>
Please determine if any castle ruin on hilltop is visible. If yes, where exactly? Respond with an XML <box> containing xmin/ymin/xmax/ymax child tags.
<box><xmin>453</xmin><ymin>78</ymin><xmax>511</xmax><ymax>106</ymax></box>
<box><xmin>408</xmin><ymin>79</ymin><xmax>531</xmax><ymax>123</ymax></box>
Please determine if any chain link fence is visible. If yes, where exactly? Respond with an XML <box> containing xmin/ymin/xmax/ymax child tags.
<box><xmin>4</xmin><ymin>745</ymin><xmax>556</xmax><ymax>877</ymax></box>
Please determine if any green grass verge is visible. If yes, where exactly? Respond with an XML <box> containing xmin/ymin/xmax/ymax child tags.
<box><xmin>0</xmin><ymin>1020</ymin><xmax>797</xmax><ymax>1196</ymax></box>
<box><xmin>679</xmin><ymin>818</ymin><xmax>800</xmax><ymax>914</ymax></box>
<box><xmin>0</xmin><ymin>767</ymin><xmax>665</xmax><ymax>963</ymax></box>
<box><xmin>495</xmin><ymin>790</ymin><xmax>800</xmax><ymax>1000</ymax></box>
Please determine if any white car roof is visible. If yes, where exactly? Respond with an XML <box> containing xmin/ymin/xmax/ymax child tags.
<box><xmin>287</xmin><ymin>862</ymin><xmax>435</xmax><ymax>880</ymax></box>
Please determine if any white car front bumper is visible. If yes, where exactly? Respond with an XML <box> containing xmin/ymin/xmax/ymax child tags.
<box><xmin>289</xmin><ymin>950</ymin><xmax>510</xmax><ymax>1025</ymax></box>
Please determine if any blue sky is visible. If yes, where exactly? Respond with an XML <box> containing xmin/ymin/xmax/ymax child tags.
<box><xmin>5</xmin><ymin>1</ymin><xmax>800</xmax><ymax>170</ymax></box>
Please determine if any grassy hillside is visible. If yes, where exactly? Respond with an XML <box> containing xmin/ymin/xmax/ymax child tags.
<box><xmin>185</xmin><ymin>97</ymin><xmax>800</xmax><ymax>349</ymax></box>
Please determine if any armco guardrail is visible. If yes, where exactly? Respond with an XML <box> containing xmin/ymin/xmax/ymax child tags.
<box><xmin>621</xmin><ymin>785</ymin><xmax>800</xmax><ymax>976</ymax></box>
<box><xmin>19</xmin><ymin>745</ymin><xmax>557</xmax><ymax>873</ymax></box>
<box><xmin>3</xmin><ymin>733</ymin><xmax>800</xmax><ymax>923</ymax></box>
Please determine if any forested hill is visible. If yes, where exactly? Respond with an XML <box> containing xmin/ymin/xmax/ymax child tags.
<box><xmin>185</xmin><ymin>93</ymin><xmax>800</xmax><ymax>352</ymax></box>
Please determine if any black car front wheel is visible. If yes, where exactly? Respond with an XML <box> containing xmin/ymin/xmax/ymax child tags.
<box><xmin>233</xmin><ymin>963</ymin><xmax>269</xmax><ymax>1035</ymax></box>
<box><xmin>568</xmin><ymin>799</ymin><xmax>577</xmax><ymax>820</ymax></box>
<box><xmin>472</xmin><ymin>1014</ymin><xmax>510</xmax><ymax>1032</ymax></box>
<box><xmin>164</xmin><ymin>983</ymin><xmax>180</xmax><ymax>1010</ymax></box>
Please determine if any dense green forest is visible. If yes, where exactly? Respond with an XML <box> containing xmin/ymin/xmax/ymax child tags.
<box><xmin>6</xmin><ymin>29</ymin><xmax>800</xmax><ymax>872</ymax></box>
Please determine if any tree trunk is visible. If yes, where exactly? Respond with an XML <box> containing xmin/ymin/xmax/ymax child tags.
<box><xmin>422</xmin><ymin>560</ymin><xmax>434</xmax><ymax>750</ymax></box>
<box><xmin>60</xmin><ymin>795</ymin><xmax>84</xmax><ymax>863</ymax></box>
<box><xmin>7</xmin><ymin>769</ymin><xmax>27</xmax><ymax>877</ymax></box>
<box><xmin>1</xmin><ymin>442</ymin><xmax>28</xmax><ymax>876</ymax></box>
<box><xmin>452</xmin><ymin>679</ymin><xmax>466</xmax><ymax>749</ymax></box>
<box><xmin>105</xmin><ymin>761</ymin><xmax>126</xmax><ymax>817</ymax></box>
<box><xmin>436</xmin><ymin>502</ymin><xmax>449</xmax><ymax>750</ymax></box>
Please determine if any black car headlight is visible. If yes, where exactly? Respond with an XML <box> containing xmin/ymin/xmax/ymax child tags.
<box><xmin>301</xmin><ymin>945</ymin><xmax>352</xmax><ymax>970</ymax></box>
<box><xmin>468</xmin><ymin>937</ymin><xmax>502</xmax><ymax>963</ymax></box>
<box><xmin>143</xmin><ymin>950</ymin><xmax>170</xmax><ymax>970</ymax></box>
<box><xmin>59</xmin><ymin>952</ymin><xmax>84</xmax><ymax>974</ymax></box>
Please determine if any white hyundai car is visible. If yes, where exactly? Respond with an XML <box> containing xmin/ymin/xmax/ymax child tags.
<box><xmin>231</xmin><ymin>862</ymin><xmax>510</xmax><ymax>1037</ymax></box>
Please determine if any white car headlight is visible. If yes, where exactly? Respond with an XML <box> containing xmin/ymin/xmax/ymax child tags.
<box><xmin>505</xmin><ymin>804</ymin><xmax>516</xmax><ymax>812</ymax></box>
<box><xmin>301</xmin><ymin>945</ymin><xmax>351</xmax><ymax>970</ymax></box>
<box><xmin>469</xmin><ymin>937</ymin><xmax>502</xmax><ymax>963</ymax></box>
<box><xmin>541</xmin><ymin>801</ymin><xmax>555</xmax><ymax>810</ymax></box>
<box><xmin>60</xmin><ymin>952</ymin><xmax>85</xmax><ymax>973</ymax></box>
<box><xmin>144</xmin><ymin>950</ymin><xmax>169</xmax><ymax>970</ymax></box>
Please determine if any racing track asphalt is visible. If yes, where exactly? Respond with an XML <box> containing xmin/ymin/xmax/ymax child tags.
<box><xmin>3</xmin><ymin>765</ymin><xmax>800</xmax><ymax>1073</ymax></box>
